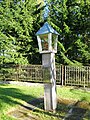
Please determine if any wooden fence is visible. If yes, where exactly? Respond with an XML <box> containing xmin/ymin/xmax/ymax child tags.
<box><xmin>0</xmin><ymin>64</ymin><xmax>90</xmax><ymax>87</ymax></box>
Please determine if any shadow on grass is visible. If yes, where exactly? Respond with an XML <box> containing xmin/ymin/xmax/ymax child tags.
<box><xmin>24</xmin><ymin>97</ymin><xmax>88</xmax><ymax>120</ymax></box>
<box><xmin>0</xmin><ymin>85</ymin><xmax>36</xmax><ymax>111</ymax></box>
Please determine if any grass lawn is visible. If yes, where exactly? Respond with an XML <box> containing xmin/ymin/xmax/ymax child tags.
<box><xmin>57</xmin><ymin>86</ymin><xmax>90</xmax><ymax>103</ymax></box>
<box><xmin>0</xmin><ymin>83</ymin><xmax>90</xmax><ymax>120</ymax></box>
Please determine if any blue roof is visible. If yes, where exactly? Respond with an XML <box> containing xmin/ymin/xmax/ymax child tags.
<box><xmin>36</xmin><ymin>22</ymin><xmax>59</xmax><ymax>35</ymax></box>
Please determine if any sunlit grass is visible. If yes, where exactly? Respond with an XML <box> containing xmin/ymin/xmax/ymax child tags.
<box><xmin>57</xmin><ymin>86</ymin><xmax>90</xmax><ymax>102</ymax></box>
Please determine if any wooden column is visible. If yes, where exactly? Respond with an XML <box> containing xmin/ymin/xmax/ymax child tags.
<box><xmin>42</xmin><ymin>52</ymin><xmax>57</xmax><ymax>111</ymax></box>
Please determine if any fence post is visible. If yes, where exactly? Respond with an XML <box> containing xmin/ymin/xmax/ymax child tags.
<box><xmin>61</xmin><ymin>65</ymin><xmax>63</xmax><ymax>86</ymax></box>
<box><xmin>84</xmin><ymin>75</ymin><xmax>85</xmax><ymax>88</ymax></box>
<box><xmin>17</xmin><ymin>65</ymin><xmax>20</xmax><ymax>81</ymax></box>
<box><xmin>61</xmin><ymin>65</ymin><xmax>65</xmax><ymax>86</ymax></box>
<box><xmin>16</xmin><ymin>64</ymin><xmax>19</xmax><ymax>81</ymax></box>
<box><xmin>64</xmin><ymin>66</ymin><xmax>66</xmax><ymax>86</ymax></box>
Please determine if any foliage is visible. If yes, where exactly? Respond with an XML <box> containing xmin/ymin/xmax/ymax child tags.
<box><xmin>27</xmin><ymin>0</ymin><xmax>44</xmax><ymax>64</ymax></box>
<box><xmin>47</xmin><ymin>0</ymin><xmax>90</xmax><ymax>65</ymax></box>
<box><xmin>0</xmin><ymin>0</ymin><xmax>44</xmax><ymax>65</ymax></box>
<box><xmin>0</xmin><ymin>0</ymin><xmax>90</xmax><ymax>65</ymax></box>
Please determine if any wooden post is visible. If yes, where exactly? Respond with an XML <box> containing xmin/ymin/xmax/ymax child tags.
<box><xmin>64</xmin><ymin>66</ymin><xmax>66</xmax><ymax>86</ymax></box>
<box><xmin>61</xmin><ymin>65</ymin><xmax>64</xmax><ymax>86</ymax></box>
<box><xmin>42</xmin><ymin>53</ymin><xmax>57</xmax><ymax>111</ymax></box>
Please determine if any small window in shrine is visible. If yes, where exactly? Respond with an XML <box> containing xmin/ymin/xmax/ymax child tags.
<box><xmin>40</xmin><ymin>34</ymin><xmax>48</xmax><ymax>51</ymax></box>
<box><xmin>52</xmin><ymin>34</ymin><xmax>57</xmax><ymax>50</ymax></box>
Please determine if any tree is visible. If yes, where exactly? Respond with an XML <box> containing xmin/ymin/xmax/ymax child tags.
<box><xmin>0</xmin><ymin>0</ymin><xmax>44</xmax><ymax>64</ymax></box>
<box><xmin>24</xmin><ymin>0</ymin><xmax>44</xmax><ymax>64</ymax></box>
<box><xmin>47</xmin><ymin>0</ymin><xmax>90</xmax><ymax>65</ymax></box>
<box><xmin>0</xmin><ymin>1</ymin><xmax>29</xmax><ymax>65</ymax></box>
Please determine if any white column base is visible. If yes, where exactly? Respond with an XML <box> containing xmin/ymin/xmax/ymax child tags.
<box><xmin>44</xmin><ymin>83</ymin><xmax>57</xmax><ymax>111</ymax></box>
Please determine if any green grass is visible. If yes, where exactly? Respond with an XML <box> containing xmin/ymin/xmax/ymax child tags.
<box><xmin>57</xmin><ymin>86</ymin><xmax>90</xmax><ymax>102</ymax></box>
<box><xmin>0</xmin><ymin>84</ymin><xmax>44</xmax><ymax>120</ymax></box>
<box><xmin>0</xmin><ymin>84</ymin><xmax>90</xmax><ymax>120</ymax></box>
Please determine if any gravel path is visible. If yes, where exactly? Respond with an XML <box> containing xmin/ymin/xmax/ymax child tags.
<box><xmin>0</xmin><ymin>81</ymin><xmax>44</xmax><ymax>87</ymax></box>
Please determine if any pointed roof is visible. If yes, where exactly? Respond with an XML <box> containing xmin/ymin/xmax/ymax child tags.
<box><xmin>36</xmin><ymin>22</ymin><xmax>59</xmax><ymax>35</ymax></box>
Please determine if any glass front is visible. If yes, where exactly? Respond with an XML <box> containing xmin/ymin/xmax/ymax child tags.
<box><xmin>40</xmin><ymin>34</ymin><xmax>48</xmax><ymax>51</ymax></box>
<box><xmin>52</xmin><ymin>34</ymin><xmax>57</xmax><ymax>50</ymax></box>
<box><xmin>52</xmin><ymin>34</ymin><xmax>57</xmax><ymax>52</ymax></box>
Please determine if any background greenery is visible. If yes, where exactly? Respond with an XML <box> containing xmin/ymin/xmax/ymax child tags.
<box><xmin>47</xmin><ymin>0</ymin><xmax>90</xmax><ymax>66</ymax></box>
<box><xmin>0</xmin><ymin>0</ymin><xmax>90</xmax><ymax>66</ymax></box>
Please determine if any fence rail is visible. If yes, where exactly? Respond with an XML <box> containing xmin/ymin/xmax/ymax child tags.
<box><xmin>65</xmin><ymin>66</ymin><xmax>90</xmax><ymax>87</ymax></box>
<box><xmin>0</xmin><ymin>64</ymin><xmax>90</xmax><ymax>87</ymax></box>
